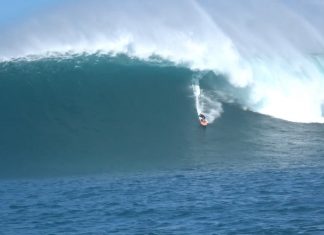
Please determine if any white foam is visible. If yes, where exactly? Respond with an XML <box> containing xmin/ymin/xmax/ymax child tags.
<box><xmin>248</xmin><ymin>57</ymin><xmax>324</xmax><ymax>123</ymax></box>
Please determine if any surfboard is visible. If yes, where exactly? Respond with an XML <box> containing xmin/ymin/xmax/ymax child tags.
<box><xmin>199</xmin><ymin>119</ymin><xmax>208</xmax><ymax>126</ymax></box>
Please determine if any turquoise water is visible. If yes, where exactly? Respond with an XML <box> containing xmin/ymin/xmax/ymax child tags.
<box><xmin>0</xmin><ymin>56</ymin><xmax>324</xmax><ymax>234</ymax></box>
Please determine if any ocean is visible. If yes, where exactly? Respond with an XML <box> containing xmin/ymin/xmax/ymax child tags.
<box><xmin>1</xmin><ymin>0</ymin><xmax>324</xmax><ymax>234</ymax></box>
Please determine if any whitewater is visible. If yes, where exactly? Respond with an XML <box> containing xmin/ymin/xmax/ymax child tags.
<box><xmin>1</xmin><ymin>0</ymin><xmax>324</xmax><ymax>123</ymax></box>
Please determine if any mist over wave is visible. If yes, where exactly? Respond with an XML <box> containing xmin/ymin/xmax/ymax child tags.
<box><xmin>1</xmin><ymin>0</ymin><xmax>324</xmax><ymax>123</ymax></box>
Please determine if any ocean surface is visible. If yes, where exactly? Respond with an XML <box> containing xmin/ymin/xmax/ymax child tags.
<box><xmin>1</xmin><ymin>0</ymin><xmax>324</xmax><ymax>234</ymax></box>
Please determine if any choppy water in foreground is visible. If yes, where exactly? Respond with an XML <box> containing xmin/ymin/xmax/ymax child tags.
<box><xmin>1</xmin><ymin>166</ymin><xmax>324</xmax><ymax>235</ymax></box>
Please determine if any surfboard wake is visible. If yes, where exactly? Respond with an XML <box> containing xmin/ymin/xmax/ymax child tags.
<box><xmin>192</xmin><ymin>73</ymin><xmax>223</xmax><ymax>124</ymax></box>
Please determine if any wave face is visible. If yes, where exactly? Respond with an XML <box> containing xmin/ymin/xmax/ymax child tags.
<box><xmin>1</xmin><ymin>0</ymin><xmax>324</xmax><ymax>123</ymax></box>
<box><xmin>0</xmin><ymin>56</ymin><xmax>194</xmax><ymax>177</ymax></box>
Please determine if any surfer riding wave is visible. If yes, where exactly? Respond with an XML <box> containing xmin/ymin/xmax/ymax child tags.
<box><xmin>199</xmin><ymin>113</ymin><xmax>208</xmax><ymax>126</ymax></box>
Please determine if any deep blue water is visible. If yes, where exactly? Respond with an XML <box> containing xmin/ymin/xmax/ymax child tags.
<box><xmin>1</xmin><ymin>167</ymin><xmax>324</xmax><ymax>234</ymax></box>
<box><xmin>0</xmin><ymin>56</ymin><xmax>324</xmax><ymax>234</ymax></box>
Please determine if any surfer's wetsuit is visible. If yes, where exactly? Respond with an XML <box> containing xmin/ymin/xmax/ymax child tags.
<box><xmin>199</xmin><ymin>114</ymin><xmax>206</xmax><ymax>120</ymax></box>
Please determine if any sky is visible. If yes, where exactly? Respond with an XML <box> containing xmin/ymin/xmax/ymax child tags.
<box><xmin>0</xmin><ymin>0</ymin><xmax>61</xmax><ymax>25</ymax></box>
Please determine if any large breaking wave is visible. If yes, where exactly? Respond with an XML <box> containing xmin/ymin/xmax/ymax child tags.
<box><xmin>1</xmin><ymin>55</ymin><xmax>324</xmax><ymax>178</ymax></box>
<box><xmin>1</xmin><ymin>0</ymin><xmax>324</xmax><ymax>123</ymax></box>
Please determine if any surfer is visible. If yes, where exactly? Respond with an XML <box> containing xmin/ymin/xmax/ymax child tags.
<box><xmin>199</xmin><ymin>113</ymin><xmax>208</xmax><ymax>126</ymax></box>
<box><xmin>199</xmin><ymin>113</ymin><xmax>206</xmax><ymax>121</ymax></box>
